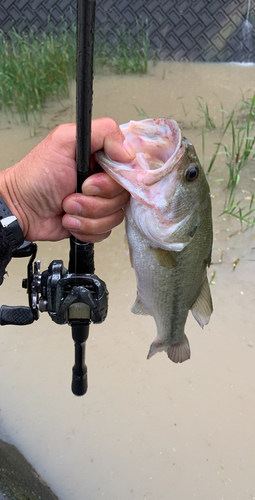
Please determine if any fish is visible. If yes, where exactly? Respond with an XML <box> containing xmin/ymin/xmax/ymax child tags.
<box><xmin>96</xmin><ymin>118</ymin><xmax>213</xmax><ymax>363</ymax></box>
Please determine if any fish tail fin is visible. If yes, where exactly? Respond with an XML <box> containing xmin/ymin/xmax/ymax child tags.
<box><xmin>166</xmin><ymin>334</ymin><xmax>191</xmax><ymax>363</ymax></box>
<box><xmin>147</xmin><ymin>334</ymin><xmax>190</xmax><ymax>363</ymax></box>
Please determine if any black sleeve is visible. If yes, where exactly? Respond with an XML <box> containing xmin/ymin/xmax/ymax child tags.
<box><xmin>0</xmin><ymin>223</ymin><xmax>12</xmax><ymax>285</ymax></box>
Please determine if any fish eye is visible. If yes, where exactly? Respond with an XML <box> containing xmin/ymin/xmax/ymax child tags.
<box><xmin>185</xmin><ymin>164</ymin><xmax>199</xmax><ymax>182</ymax></box>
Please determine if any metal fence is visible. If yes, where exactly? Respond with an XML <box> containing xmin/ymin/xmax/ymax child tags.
<box><xmin>0</xmin><ymin>0</ymin><xmax>254</xmax><ymax>62</ymax></box>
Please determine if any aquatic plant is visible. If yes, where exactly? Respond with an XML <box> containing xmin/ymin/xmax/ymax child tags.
<box><xmin>134</xmin><ymin>106</ymin><xmax>149</xmax><ymax>119</ymax></box>
<box><xmin>220</xmin><ymin>194</ymin><xmax>255</xmax><ymax>231</ymax></box>
<box><xmin>196</xmin><ymin>97</ymin><xmax>216</xmax><ymax>130</ymax></box>
<box><xmin>208</xmin><ymin>96</ymin><xmax>255</xmax><ymax>207</ymax></box>
<box><xmin>94</xmin><ymin>37</ymin><xmax>109</xmax><ymax>69</ymax></box>
<box><xmin>207</xmin><ymin>109</ymin><xmax>235</xmax><ymax>175</ymax></box>
<box><xmin>0</xmin><ymin>26</ymin><xmax>76</xmax><ymax>123</ymax></box>
<box><xmin>0</xmin><ymin>20</ymin><xmax>150</xmax><ymax>124</ymax></box>
<box><xmin>107</xmin><ymin>22</ymin><xmax>150</xmax><ymax>75</ymax></box>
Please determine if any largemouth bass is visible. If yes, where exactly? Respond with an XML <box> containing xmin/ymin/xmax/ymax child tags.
<box><xmin>96</xmin><ymin>118</ymin><xmax>213</xmax><ymax>363</ymax></box>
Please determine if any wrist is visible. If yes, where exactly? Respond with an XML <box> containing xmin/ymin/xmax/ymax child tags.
<box><xmin>0</xmin><ymin>167</ymin><xmax>27</xmax><ymax>239</ymax></box>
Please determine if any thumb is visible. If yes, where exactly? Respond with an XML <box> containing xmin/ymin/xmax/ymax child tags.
<box><xmin>91</xmin><ymin>118</ymin><xmax>136</xmax><ymax>162</ymax></box>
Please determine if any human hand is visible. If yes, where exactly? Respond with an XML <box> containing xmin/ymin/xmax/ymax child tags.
<box><xmin>0</xmin><ymin>118</ymin><xmax>135</xmax><ymax>243</ymax></box>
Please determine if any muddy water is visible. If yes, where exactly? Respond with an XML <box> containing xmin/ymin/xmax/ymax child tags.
<box><xmin>0</xmin><ymin>62</ymin><xmax>255</xmax><ymax>500</ymax></box>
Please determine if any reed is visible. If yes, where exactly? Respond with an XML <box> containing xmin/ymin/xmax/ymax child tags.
<box><xmin>220</xmin><ymin>194</ymin><xmax>255</xmax><ymax>231</ymax></box>
<box><xmin>134</xmin><ymin>106</ymin><xmax>149</xmax><ymax>119</ymax></box>
<box><xmin>0</xmin><ymin>20</ymin><xmax>150</xmax><ymax>124</ymax></box>
<box><xmin>209</xmin><ymin>96</ymin><xmax>255</xmax><ymax>207</ymax></box>
<box><xmin>0</xmin><ymin>26</ymin><xmax>76</xmax><ymax>123</ymax></box>
<box><xmin>107</xmin><ymin>22</ymin><xmax>150</xmax><ymax>75</ymax></box>
<box><xmin>207</xmin><ymin>109</ymin><xmax>236</xmax><ymax>174</ymax></box>
<box><xmin>196</xmin><ymin>97</ymin><xmax>216</xmax><ymax>130</ymax></box>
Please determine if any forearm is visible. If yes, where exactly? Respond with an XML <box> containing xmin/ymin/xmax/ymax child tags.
<box><xmin>0</xmin><ymin>222</ymin><xmax>12</xmax><ymax>285</ymax></box>
<box><xmin>0</xmin><ymin>166</ymin><xmax>27</xmax><ymax>236</ymax></box>
<box><xmin>0</xmin><ymin>169</ymin><xmax>25</xmax><ymax>284</ymax></box>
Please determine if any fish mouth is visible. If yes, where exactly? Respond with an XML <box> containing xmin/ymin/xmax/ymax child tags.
<box><xmin>119</xmin><ymin>119</ymin><xmax>184</xmax><ymax>186</ymax></box>
<box><xmin>95</xmin><ymin>118</ymin><xmax>185</xmax><ymax>206</ymax></box>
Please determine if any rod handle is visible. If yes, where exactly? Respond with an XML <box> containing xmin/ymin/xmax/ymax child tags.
<box><xmin>71</xmin><ymin>321</ymin><xmax>89</xmax><ymax>396</ymax></box>
<box><xmin>72</xmin><ymin>341</ymin><xmax>88</xmax><ymax>396</ymax></box>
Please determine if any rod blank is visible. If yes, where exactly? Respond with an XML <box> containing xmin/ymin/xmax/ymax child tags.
<box><xmin>76</xmin><ymin>0</ymin><xmax>96</xmax><ymax>184</ymax></box>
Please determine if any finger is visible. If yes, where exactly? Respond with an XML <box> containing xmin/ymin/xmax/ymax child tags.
<box><xmin>48</xmin><ymin>120</ymin><xmax>136</xmax><ymax>164</ymax></box>
<box><xmin>91</xmin><ymin>118</ymin><xmax>136</xmax><ymax>161</ymax></box>
<box><xmin>63</xmin><ymin>189</ymin><xmax>130</xmax><ymax>218</ymax></box>
<box><xmin>62</xmin><ymin>208</ymin><xmax>125</xmax><ymax>238</ymax></box>
<box><xmin>82</xmin><ymin>172</ymin><xmax>129</xmax><ymax>198</ymax></box>
<box><xmin>65</xmin><ymin>231</ymin><xmax>112</xmax><ymax>244</ymax></box>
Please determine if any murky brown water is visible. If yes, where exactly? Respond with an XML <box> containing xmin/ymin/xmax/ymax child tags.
<box><xmin>0</xmin><ymin>62</ymin><xmax>255</xmax><ymax>500</ymax></box>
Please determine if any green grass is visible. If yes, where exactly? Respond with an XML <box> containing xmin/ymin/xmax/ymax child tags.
<box><xmin>0</xmin><ymin>21</ymin><xmax>150</xmax><ymax>124</ymax></box>
<box><xmin>207</xmin><ymin>95</ymin><xmax>255</xmax><ymax>208</ymax></box>
<box><xmin>196</xmin><ymin>96</ymin><xmax>216</xmax><ymax>130</ymax></box>
<box><xmin>0</xmin><ymin>26</ymin><xmax>76</xmax><ymax>123</ymax></box>
<box><xmin>134</xmin><ymin>106</ymin><xmax>149</xmax><ymax>119</ymax></box>
<box><xmin>220</xmin><ymin>194</ymin><xmax>255</xmax><ymax>231</ymax></box>
<box><xmin>107</xmin><ymin>24</ymin><xmax>150</xmax><ymax>75</ymax></box>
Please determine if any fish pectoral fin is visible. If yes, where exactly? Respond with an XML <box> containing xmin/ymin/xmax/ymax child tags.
<box><xmin>152</xmin><ymin>248</ymin><xmax>178</xmax><ymax>269</ymax></box>
<box><xmin>131</xmin><ymin>297</ymin><xmax>149</xmax><ymax>316</ymax></box>
<box><xmin>123</xmin><ymin>234</ymin><xmax>134</xmax><ymax>268</ymax></box>
<box><xmin>191</xmin><ymin>277</ymin><xmax>213</xmax><ymax>328</ymax></box>
<box><xmin>123</xmin><ymin>234</ymin><xmax>129</xmax><ymax>256</ymax></box>
<box><xmin>205</xmin><ymin>246</ymin><xmax>212</xmax><ymax>268</ymax></box>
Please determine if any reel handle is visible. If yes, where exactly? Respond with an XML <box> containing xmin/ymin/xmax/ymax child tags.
<box><xmin>0</xmin><ymin>305</ymin><xmax>35</xmax><ymax>326</ymax></box>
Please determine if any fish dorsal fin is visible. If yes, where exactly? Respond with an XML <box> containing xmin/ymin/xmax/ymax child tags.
<box><xmin>152</xmin><ymin>248</ymin><xmax>178</xmax><ymax>269</ymax></box>
<box><xmin>191</xmin><ymin>277</ymin><xmax>213</xmax><ymax>328</ymax></box>
<box><xmin>131</xmin><ymin>297</ymin><xmax>148</xmax><ymax>316</ymax></box>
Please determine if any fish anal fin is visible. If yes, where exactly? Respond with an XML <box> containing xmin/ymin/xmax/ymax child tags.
<box><xmin>131</xmin><ymin>297</ymin><xmax>148</xmax><ymax>316</ymax></box>
<box><xmin>147</xmin><ymin>338</ymin><xmax>164</xmax><ymax>359</ymax></box>
<box><xmin>147</xmin><ymin>334</ymin><xmax>190</xmax><ymax>363</ymax></box>
<box><xmin>191</xmin><ymin>277</ymin><xmax>213</xmax><ymax>328</ymax></box>
<box><xmin>152</xmin><ymin>248</ymin><xmax>178</xmax><ymax>269</ymax></box>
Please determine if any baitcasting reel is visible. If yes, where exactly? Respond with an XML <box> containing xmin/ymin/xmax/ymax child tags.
<box><xmin>0</xmin><ymin>239</ymin><xmax>108</xmax><ymax>395</ymax></box>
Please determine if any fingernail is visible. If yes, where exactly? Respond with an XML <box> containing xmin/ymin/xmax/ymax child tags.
<box><xmin>123</xmin><ymin>139</ymin><xmax>136</xmax><ymax>159</ymax></box>
<box><xmin>65</xmin><ymin>201</ymin><xmax>82</xmax><ymax>214</ymax></box>
<box><xmin>83</xmin><ymin>183</ymin><xmax>101</xmax><ymax>196</ymax></box>
<box><xmin>63</xmin><ymin>216</ymin><xmax>81</xmax><ymax>230</ymax></box>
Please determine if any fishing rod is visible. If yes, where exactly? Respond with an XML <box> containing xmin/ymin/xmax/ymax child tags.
<box><xmin>0</xmin><ymin>0</ymin><xmax>108</xmax><ymax>396</ymax></box>
<box><xmin>66</xmin><ymin>0</ymin><xmax>106</xmax><ymax>396</ymax></box>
